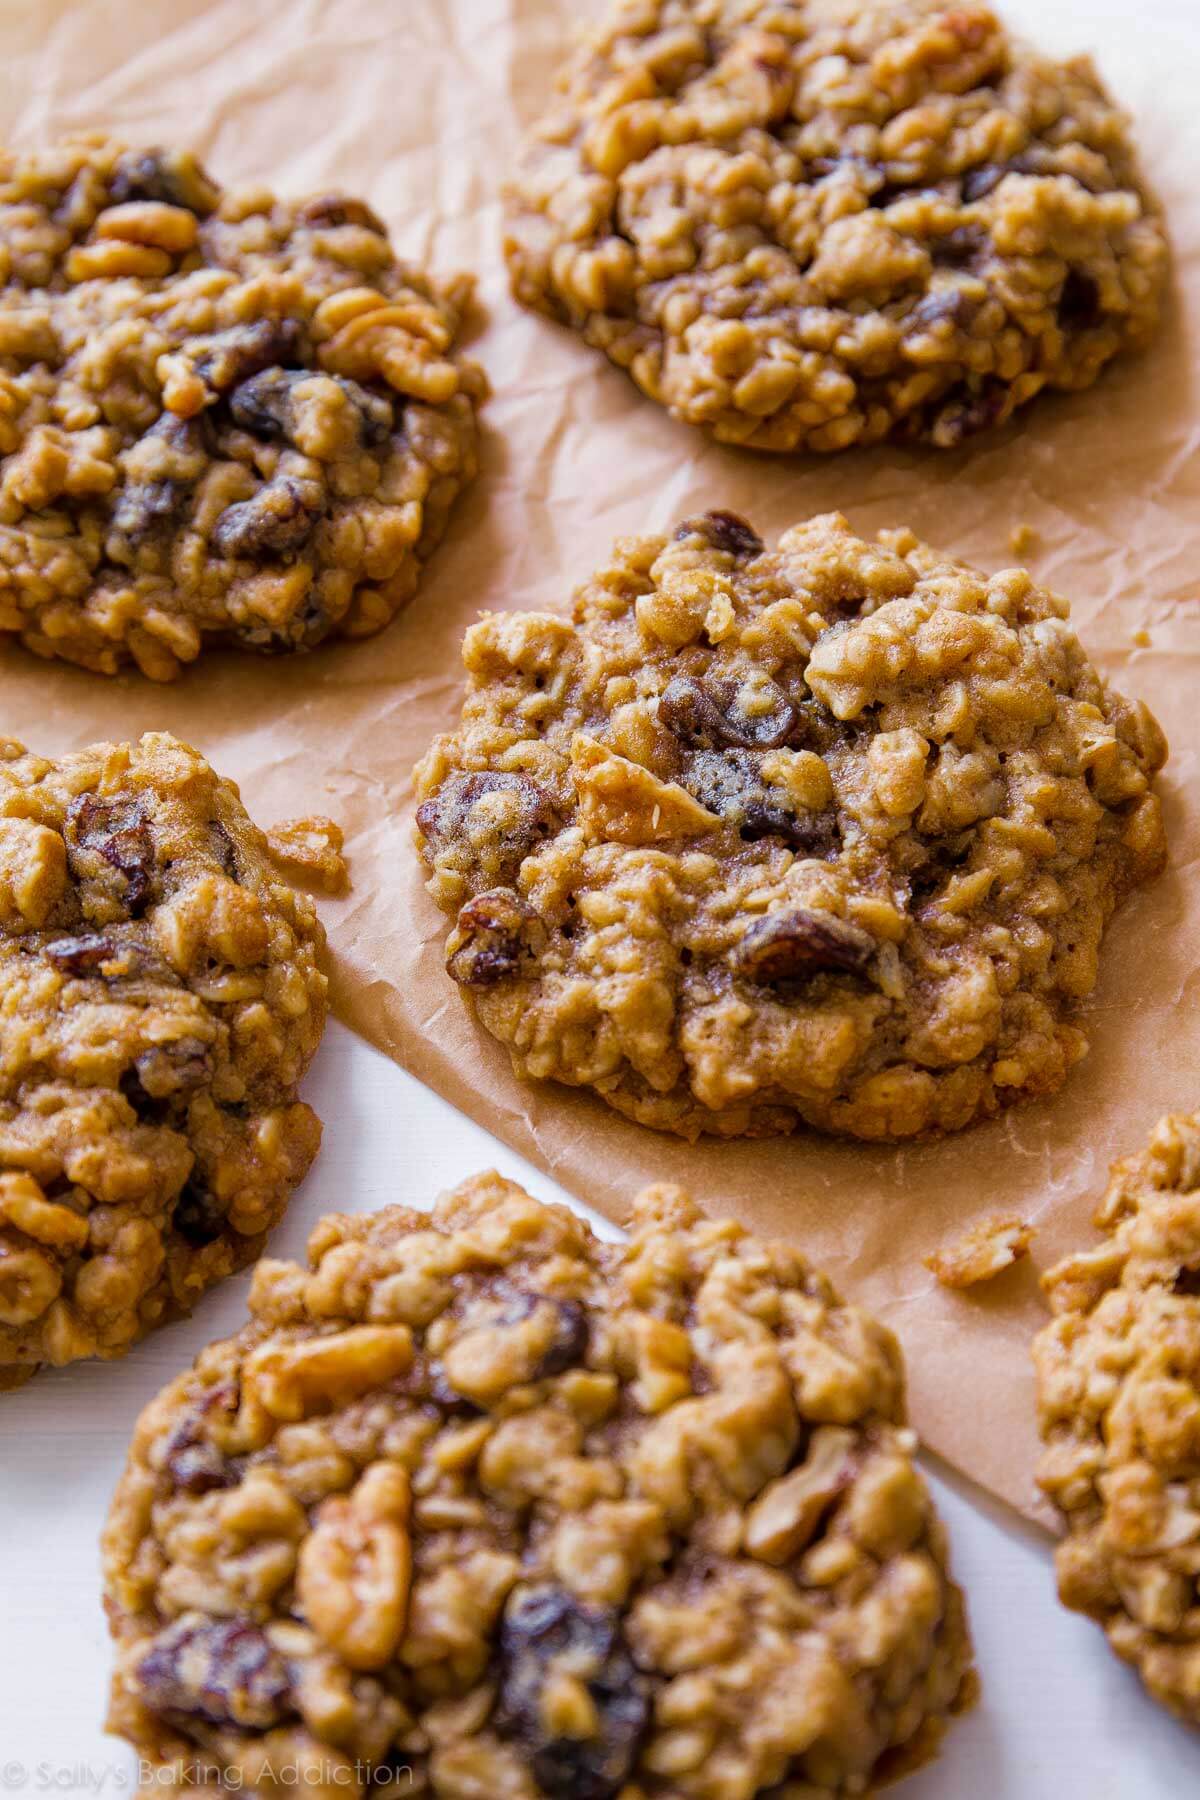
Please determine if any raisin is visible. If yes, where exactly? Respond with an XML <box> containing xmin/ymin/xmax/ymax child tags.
<box><xmin>65</xmin><ymin>795</ymin><xmax>157</xmax><ymax>916</ymax></box>
<box><xmin>334</xmin><ymin>375</ymin><xmax>394</xmax><ymax>445</ymax></box>
<box><xmin>209</xmin><ymin>817</ymin><xmax>240</xmax><ymax>879</ymax></box>
<box><xmin>534</xmin><ymin>1298</ymin><xmax>589</xmax><ymax>1378</ymax></box>
<box><xmin>487</xmin><ymin>1287</ymin><xmax>590</xmax><ymax>1378</ymax></box>
<box><xmin>110</xmin><ymin>478</ymin><xmax>182</xmax><ymax>545</ymax></box>
<box><xmin>734</xmin><ymin>907</ymin><xmax>876</xmax><ymax>984</ymax></box>
<box><xmin>173</xmin><ymin>1179</ymin><xmax>228</xmax><ymax>1248</ymax></box>
<box><xmin>867</xmin><ymin>175</ymin><xmax>948</xmax><ymax>210</ymax></box>
<box><xmin>417</xmin><ymin>1354</ymin><xmax>483</xmax><ymax>1414</ymax></box>
<box><xmin>962</xmin><ymin>152</ymin><xmax>1042</xmax><ymax>203</ymax></box>
<box><xmin>447</xmin><ymin>887</ymin><xmax>543</xmax><ymax>988</ymax></box>
<box><xmin>229</xmin><ymin>365</ymin><xmax>392</xmax><ymax>449</ymax></box>
<box><xmin>109</xmin><ymin>147</ymin><xmax>221</xmax><ymax>215</ymax></box>
<box><xmin>161</xmin><ymin>1384</ymin><xmax>241</xmax><ymax>1496</ymax></box>
<box><xmin>127</xmin><ymin>1039</ymin><xmax>212</xmax><ymax>1107</ymax></box>
<box><xmin>121</xmin><ymin>1037</ymin><xmax>210</xmax><ymax>1121</ymax></box>
<box><xmin>905</xmin><ymin>289</ymin><xmax>973</xmax><ymax>335</ymax></box>
<box><xmin>682</xmin><ymin>750</ymin><xmax>835</xmax><ymax>852</ymax></box>
<box><xmin>1059</xmin><ymin>269</ymin><xmax>1102</xmax><ymax>328</ymax></box>
<box><xmin>496</xmin><ymin>1586</ymin><xmax>650</xmax><ymax>1800</ymax></box>
<box><xmin>135</xmin><ymin>1616</ymin><xmax>293</xmax><ymax>1730</ymax></box>
<box><xmin>228</xmin><ymin>366</ymin><xmax>303</xmax><ymax>440</ymax></box>
<box><xmin>44</xmin><ymin>933</ymin><xmax>118</xmax><ymax>976</ymax></box>
<box><xmin>926</xmin><ymin>377</ymin><xmax>1009</xmax><ymax>447</ymax></box>
<box><xmin>109</xmin><ymin>415</ymin><xmax>210</xmax><ymax>554</ymax></box>
<box><xmin>673</xmin><ymin>509</ymin><xmax>763</xmax><ymax>560</ymax></box>
<box><xmin>962</xmin><ymin>164</ymin><xmax>1006</xmax><ymax>203</ymax></box>
<box><xmin>758</xmin><ymin>808</ymin><xmax>838</xmax><ymax>855</ymax></box>
<box><xmin>787</xmin><ymin>696</ymin><xmax>846</xmax><ymax>755</ymax></box>
<box><xmin>659</xmin><ymin>672</ymin><xmax>796</xmax><ymax>752</ymax></box>
<box><xmin>298</xmin><ymin>194</ymin><xmax>386</xmax><ymax>235</ymax></box>
<box><xmin>212</xmin><ymin>475</ymin><xmax>325</xmax><ymax>558</ymax></box>
<box><xmin>166</xmin><ymin>1436</ymin><xmax>238</xmax><ymax>1496</ymax></box>
<box><xmin>193</xmin><ymin>319</ymin><xmax>302</xmax><ymax>394</ymax></box>
<box><xmin>931</xmin><ymin>225</ymin><xmax>986</xmax><ymax>270</ymax></box>
<box><xmin>416</xmin><ymin>772</ymin><xmax>559</xmax><ymax>885</ymax></box>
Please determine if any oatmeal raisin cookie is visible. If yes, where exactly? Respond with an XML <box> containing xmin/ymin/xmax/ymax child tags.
<box><xmin>415</xmin><ymin>509</ymin><xmax>1166</xmax><ymax>1142</ymax></box>
<box><xmin>1035</xmin><ymin>1114</ymin><xmax>1200</xmax><ymax>1723</ymax></box>
<box><xmin>505</xmin><ymin>0</ymin><xmax>1167</xmax><ymax>451</ymax></box>
<box><xmin>103</xmin><ymin>1174</ymin><xmax>974</xmax><ymax>1797</ymax></box>
<box><xmin>0</xmin><ymin>732</ymin><xmax>327</xmax><ymax>1378</ymax></box>
<box><xmin>0</xmin><ymin>136</ymin><xmax>486</xmax><ymax>678</ymax></box>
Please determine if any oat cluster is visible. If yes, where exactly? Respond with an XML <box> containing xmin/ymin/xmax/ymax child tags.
<box><xmin>1035</xmin><ymin>1115</ymin><xmax>1200</xmax><ymax>1723</ymax></box>
<box><xmin>0</xmin><ymin>732</ymin><xmax>327</xmax><ymax>1380</ymax></box>
<box><xmin>0</xmin><ymin>136</ymin><xmax>486</xmax><ymax>678</ymax></box>
<box><xmin>415</xmin><ymin>510</ymin><xmax>1166</xmax><ymax>1142</ymax></box>
<box><xmin>505</xmin><ymin>0</ymin><xmax>1167</xmax><ymax>451</ymax></box>
<box><xmin>104</xmin><ymin>1174</ymin><xmax>973</xmax><ymax>1797</ymax></box>
<box><xmin>924</xmin><ymin>1214</ymin><xmax>1031</xmax><ymax>1288</ymax></box>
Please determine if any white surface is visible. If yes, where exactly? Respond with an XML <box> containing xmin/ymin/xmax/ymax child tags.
<box><xmin>1</xmin><ymin>1022</ymin><xmax>1199</xmax><ymax>1796</ymax></box>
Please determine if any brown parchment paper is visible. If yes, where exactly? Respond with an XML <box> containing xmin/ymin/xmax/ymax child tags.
<box><xmin>2</xmin><ymin>0</ymin><xmax>1198</xmax><ymax>1523</ymax></box>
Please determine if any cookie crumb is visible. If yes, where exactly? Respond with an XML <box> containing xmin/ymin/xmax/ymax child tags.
<box><xmin>925</xmin><ymin>1215</ymin><xmax>1033</xmax><ymax>1288</ymax></box>
<box><xmin>267</xmin><ymin>815</ymin><xmax>349</xmax><ymax>894</ymax></box>
<box><xmin>1132</xmin><ymin>628</ymin><xmax>1151</xmax><ymax>648</ymax></box>
<box><xmin>1009</xmin><ymin>523</ymin><xmax>1037</xmax><ymax>556</ymax></box>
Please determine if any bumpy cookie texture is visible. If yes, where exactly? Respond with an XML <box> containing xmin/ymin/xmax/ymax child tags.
<box><xmin>415</xmin><ymin>510</ymin><xmax>1166</xmax><ymax>1142</ymax></box>
<box><xmin>0</xmin><ymin>136</ymin><xmax>486</xmax><ymax>678</ymax></box>
<box><xmin>505</xmin><ymin>0</ymin><xmax>1167</xmax><ymax>451</ymax></box>
<box><xmin>1035</xmin><ymin>1115</ymin><xmax>1200</xmax><ymax>1723</ymax></box>
<box><xmin>104</xmin><ymin>1175</ymin><xmax>973</xmax><ymax>1797</ymax></box>
<box><xmin>0</xmin><ymin>732</ymin><xmax>327</xmax><ymax>1378</ymax></box>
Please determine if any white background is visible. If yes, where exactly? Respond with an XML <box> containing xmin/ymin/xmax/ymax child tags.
<box><xmin>3</xmin><ymin>1022</ymin><xmax>1200</xmax><ymax>1796</ymax></box>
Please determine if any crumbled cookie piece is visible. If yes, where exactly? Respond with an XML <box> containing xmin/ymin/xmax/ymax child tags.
<box><xmin>0</xmin><ymin>733</ymin><xmax>327</xmax><ymax>1379</ymax></box>
<box><xmin>925</xmin><ymin>1215</ymin><xmax>1032</xmax><ymax>1288</ymax></box>
<box><xmin>1035</xmin><ymin>1115</ymin><xmax>1200</xmax><ymax>1723</ymax></box>
<box><xmin>415</xmin><ymin>509</ymin><xmax>1167</xmax><ymax>1142</ymax></box>
<box><xmin>505</xmin><ymin>0</ymin><xmax>1167</xmax><ymax>451</ymax></box>
<box><xmin>266</xmin><ymin>816</ymin><xmax>348</xmax><ymax>895</ymax></box>
<box><xmin>0</xmin><ymin>136</ymin><xmax>487</xmax><ymax>678</ymax></box>
<box><xmin>104</xmin><ymin>1175</ymin><xmax>974</xmax><ymax>1795</ymax></box>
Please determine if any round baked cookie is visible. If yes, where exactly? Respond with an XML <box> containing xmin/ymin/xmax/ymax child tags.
<box><xmin>0</xmin><ymin>136</ymin><xmax>487</xmax><ymax>679</ymax></box>
<box><xmin>504</xmin><ymin>0</ymin><xmax>1167</xmax><ymax>452</ymax></box>
<box><xmin>0</xmin><ymin>732</ymin><xmax>328</xmax><ymax>1380</ymax></box>
<box><xmin>1035</xmin><ymin>1114</ymin><xmax>1200</xmax><ymax>1723</ymax></box>
<box><xmin>103</xmin><ymin>1174</ymin><xmax>974</xmax><ymax>1797</ymax></box>
<box><xmin>415</xmin><ymin>510</ymin><xmax>1166</xmax><ymax>1143</ymax></box>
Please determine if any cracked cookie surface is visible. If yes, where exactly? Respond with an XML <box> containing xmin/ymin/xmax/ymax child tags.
<box><xmin>103</xmin><ymin>1174</ymin><xmax>973</xmax><ymax>1797</ymax></box>
<box><xmin>0</xmin><ymin>136</ymin><xmax>486</xmax><ymax>678</ymax></box>
<box><xmin>1035</xmin><ymin>1115</ymin><xmax>1200</xmax><ymax>1724</ymax></box>
<box><xmin>0</xmin><ymin>732</ymin><xmax>326</xmax><ymax>1378</ymax></box>
<box><xmin>505</xmin><ymin>0</ymin><xmax>1166</xmax><ymax>451</ymax></box>
<box><xmin>415</xmin><ymin>510</ymin><xmax>1166</xmax><ymax>1142</ymax></box>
